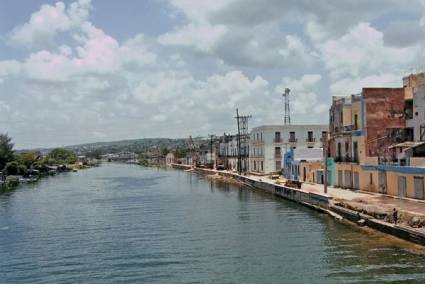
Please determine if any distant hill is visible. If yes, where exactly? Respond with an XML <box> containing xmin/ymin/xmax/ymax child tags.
<box><xmin>64</xmin><ymin>138</ymin><xmax>188</xmax><ymax>154</ymax></box>
<box><xmin>19</xmin><ymin>136</ymin><xmax>210</xmax><ymax>155</ymax></box>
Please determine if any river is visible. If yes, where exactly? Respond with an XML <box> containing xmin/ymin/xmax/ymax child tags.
<box><xmin>1</xmin><ymin>163</ymin><xmax>425</xmax><ymax>283</ymax></box>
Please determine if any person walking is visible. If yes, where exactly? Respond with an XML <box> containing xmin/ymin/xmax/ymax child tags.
<box><xmin>393</xmin><ymin>208</ymin><xmax>398</xmax><ymax>225</ymax></box>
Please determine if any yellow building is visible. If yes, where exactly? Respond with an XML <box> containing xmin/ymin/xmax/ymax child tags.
<box><xmin>299</xmin><ymin>161</ymin><xmax>323</xmax><ymax>184</ymax></box>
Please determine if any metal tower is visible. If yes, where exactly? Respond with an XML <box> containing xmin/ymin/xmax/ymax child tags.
<box><xmin>283</xmin><ymin>88</ymin><xmax>291</xmax><ymax>125</ymax></box>
<box><xmin>235</xmin><ymin>109</ymin><xmax>252</xmax><ymax>175</ymax></box>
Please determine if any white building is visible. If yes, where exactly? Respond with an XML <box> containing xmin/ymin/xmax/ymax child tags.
<box><xmin>165</xmin><ymin>153</ymin><xmax>175</xmax><ymax>165</ymax></box>
<box><xmin>250</xmin><ymin>124</ymin><xmax>328</xmax><ymax>174</ymax></box>
<box><xmin>406</xmin><ymin>84</ymin><xmax>425</xmax><ymax>142</ymax></box>
<box><xmin>218</xmin><ymin>134</ymin><xmax>248</xmax><ymax>171</ymax></box>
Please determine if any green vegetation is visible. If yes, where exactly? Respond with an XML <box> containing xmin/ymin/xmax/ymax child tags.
<box><xmin>0</xmin><ymin>134</ymin><xmax>14</xmax><ymax>170</ymax></box>
<box><xmin>46</xmin><ymin>148</ymin><xmax>77</xmax><ymax>165</ymax></box>
<box><xmin>0</xmin><ymin>133</ymin><xmax>79</xmax><ymax>179</ymax></box>
<box><xmin>4</xmin><ymin>161</ymin><xmax>26</xmax><ymax>175</ymax></box>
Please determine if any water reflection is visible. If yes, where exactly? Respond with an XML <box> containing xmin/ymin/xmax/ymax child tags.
<box><xmin>1</xmin><ymin>164</ymin><xmax>424</xmax><ymax>283</ymax></box>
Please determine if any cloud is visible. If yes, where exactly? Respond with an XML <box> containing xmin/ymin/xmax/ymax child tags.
<box><xmin>3</xmin><ymin>0</ymin><xmax>425</xmax><ymax>148</ymax></box>
<box><xmin>383</xmin><ymin>19</ymin><xmax>425</xmax><ymax>47</ymax></box>
<box><xmin>276</xmin><ymin>74</ymin><xmax>328</xmax><ymax>121</ymax></box>
<box><xmin>330</xmin><ymin>73</ymin><xmax>401</xmax><ymax>95</ymax></box>
<box><xmin>320</xmin><ymin>23</ymin><xmax>421</xmax><ymax>79</ymax></box>
<box><xmin>0</xmin><ymin>60</ymin><xmax>21</xmax><ymax>78</ymax></box>
<box><xmin>8</xmin><ymin>0</ymin><xmax>92</xmax><ymax>49</ymax></box>
<box><xmin>158</xmin><ymin>23</ymin><xmax>227</xmax><ymax>52</ymax></box>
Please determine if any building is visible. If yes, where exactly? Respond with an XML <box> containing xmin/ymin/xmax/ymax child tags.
<box><xmin>405</xmin><ymin>73</ymin><xmax>425</xmax><ymax>142</ymax></box>
<box><xmin>218</xmin><ymin>134</ymin><xmax>239</xmax><ymax>171</ymax></box>
<box><xmin>328</xmin><ymin>87</ymin><xmax>407</xmax><ymax>190</ymax></box>
<box><xmin>217</xmin><ymin>134</ymin><xmax>249</xmax><ymax>172</ymax></box>
<box><xmin>283</xmin><ymin>148</ymin><xmax>323</xmax><ymax>182</ymax></box>
<box><xmin>108</xmin><ymin>152</ymin><xmax>139</xmax><ymax>163</ymax></box>
<box><xmin>325</xmin><ymin>74</ymin><xmax>425</xmax><ymax>200</ymax></box>
<box><xmin>165</xmin><ymin>153</ymin><xmax>175</xmax><ymax>165</ymax></box>
<box><xmin>250</xmin><ymin>125</ymin><xmax>327</xmax><ymax>174</ymax></box>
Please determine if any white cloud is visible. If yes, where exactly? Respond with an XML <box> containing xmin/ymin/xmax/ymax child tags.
<box><xmin>276</xmin><ymin>74</ymin><xmax>328</xmax><ymax>120</ymax></box>
<box><xmin>0</xmin><ymin>60</ymin><xmax>21</xmax><ymax>77</ymax></box>
<box><xmin>9</xmin><ymin>0</ymin><xmax>92</xmax><ymax>49</ymax></box>
<box><xmin>3</xmin><ymin>0</ymin><xmax>425</xmax><ymax>148</ymax></box>
<box><xmin>159</xmin><ymin>23</ymin><xmax>227</xmax><ymax>52</ymax></box>
<box><xmin>320</xmin><ymin>23</ymin><xmax>420</xmax><ymax>79</ymax></box>
<box><xmin>330</xmin><ymin>73</ymin><xmax>401</xmax><ymax>95</ymax></box>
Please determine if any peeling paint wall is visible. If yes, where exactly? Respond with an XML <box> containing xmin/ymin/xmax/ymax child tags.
<box><xmin>363</xmin><ymin>88</ymin><xmax>405</xmax><ymax>157</ymax></box>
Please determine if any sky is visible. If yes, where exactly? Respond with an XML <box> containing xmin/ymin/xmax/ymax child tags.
<box><xmin>1</xmin><ymin>0</ymin><xmax>425</xmax><ymax>149</ymax></box>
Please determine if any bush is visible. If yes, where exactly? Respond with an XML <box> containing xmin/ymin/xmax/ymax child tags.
<box><xmin>5</xmin><ymin>161</ymin><xmax>27</xmax><ymax>175</ymax></box>
<box><xmin>46</xmin><ymin>148</ymin><xmax>77</xmax><ymax>165</ymax></box>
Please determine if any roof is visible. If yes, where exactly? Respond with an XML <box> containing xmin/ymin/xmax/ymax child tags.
<box><xmin>251</xmin><ymin>124</ymin><xmax>328</xmax><ymax>132</ymax></box>
<box><xmin>389</xmin><ymin>141</ymin><xmax>425</xmax><ymax>149</ymax></box>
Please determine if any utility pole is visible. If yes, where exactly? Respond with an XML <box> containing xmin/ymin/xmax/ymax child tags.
<box><xmin>283</xmin><ymin>88</ymin><xmax>291</xmax><ymax>126</ymax></box>
<box><xmin>235</xmin><ymin>109</ymin><xmax>252</xmax><ymax>175</ymax></box>
<box><xmin>208</xmin><ymin>134</ymin><xmax>215</xmax><ymax>169</ymax></box>
<box><xmin>236</xmin><ymin>109</ymin><xmax>242</xmax><ymax>175</ymax></box>
<box><xmin>323</xmin><ymin>133</ymin><xmax>328</xmax><ymax>194</ymax></box>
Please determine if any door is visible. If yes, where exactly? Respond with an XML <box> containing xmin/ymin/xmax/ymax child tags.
<box><xmin>353</xmin><ymin>172</ymin><xmax>359</xmax><ymax>190</ymax></box>
<box><xmin>378</xmin><ymin>171</ymin><xmax>387</xmax><ymax>194</ymax></box>
<box><xmin>344</xmin><ymin>171</ymin><xmax>352</xmax><ymax>189</ymax></box>
<box><xmin>414</xmin><ymin>177</ymin><xmax>424</xmax><ymax>200</ymax></box>
<box><xmin>398</xmin><ymin>176</ymin><xmax>407</xmax><ymax>198</ymax></box>
<box><xmin>338</xmin><ymin>170</ymin><xmax>343</xmax><ymax>187</ymax></box>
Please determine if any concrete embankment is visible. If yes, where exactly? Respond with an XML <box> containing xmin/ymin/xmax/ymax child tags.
<box><xmin>172</xmin><ymin>164</ymin><xmax>425</xmax><ymax>246</ymax></box>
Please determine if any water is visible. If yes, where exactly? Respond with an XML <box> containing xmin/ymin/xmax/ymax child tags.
<box><xmin>1</xmin><ymin>163</ymin><xmax>425</xmax><ymax>283</ymax></box>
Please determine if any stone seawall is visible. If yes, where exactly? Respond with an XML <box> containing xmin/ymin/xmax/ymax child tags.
<box><xmin>172</xmin><ymin>164</ymin><xmax>425</xmax><ymax>246</ymax></box>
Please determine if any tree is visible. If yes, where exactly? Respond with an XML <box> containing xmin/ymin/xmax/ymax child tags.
<box><xmin>175</xmin><ymin>146</ymin><xmax>189</xmax><ymax>158</ymax></box>
<box><xmin>16</xmin><ymin>152</ymin><xmax>37</xmax><ymax>168</ymax></box>
<box><xmin>0</xmin><ymin>134</ymin><xmax>14</xmax><ymax>170</ymax></box>
<box><xmin>86</xmin><ymin>149</ymin><xmax>103</xmax><ymax>160</ymax></box>
<box><xmin>5</xmin><ymin>161</ymin><xmax>26</xmax><ymax>175</ymax></box>
<box><xmin>160</xmin><ymin>146</ymin><xmax>169</xmax><ymax>157</ymax></box>
<box><xmin>46</xmin><ymin>148</ymin><xmax>77</xmax><ymax>165</ymax></box>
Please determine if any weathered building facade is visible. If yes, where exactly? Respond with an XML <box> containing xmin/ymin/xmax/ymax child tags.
<box><xmin>250</xmin><ymin>124</ymin><xmax>327</xmax><ymax>174</ymax></box>
<box><xmin>327</xmin><ymin>74</ymin><xmax>425</xmax><ymax>200</ymax></box>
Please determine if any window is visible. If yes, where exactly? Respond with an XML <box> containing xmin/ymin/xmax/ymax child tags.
<box><xmin>289</xmin><ymin>131</ymin><xmax>296</xmax><ymax>142</ymax></box>
<box><xmin>414</xmin><ymin>177</ymin><xmax>424</xmax><ymax>200</ymax></box>
<box><xmin>353</xmin><ymin>142</ymin><xmax>358</xmax><ymax>162</ymax></box>
<box><xmin>274</xmin><ymin>132</ymin><xmax>281</xmax><ymax>142</ymax></box>
<box><xmin>275</xmin><ymin>147</ymin><xmax>281</xmax><ymax>157</ymax></box>
<box><xmin>337</xmin><ymin>143</ymin><xmax>342</xmax><ymax>158</ymax></box>
<box><xmin>369</xmin><ymin>173</ymin><xmax>373</xmax><ymax>185</ymax></box>
<box><xmin>307</xmin><ymin>131</ymin><xmax>314</xmax><ymax>142</ymax></box>
<box><xmin>261</xmin><ymin>161</ymin><xmax>263</xmax><ymax>171</ymax></box>
<box><xmin>276</xmin><ymin>161</ymin><xmax>282</xmax><ymax>171</ymax></box>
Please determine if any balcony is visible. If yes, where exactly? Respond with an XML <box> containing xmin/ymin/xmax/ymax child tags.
<box><xmin>288</xmin><ymin>138</ymin><xmax>298</xmax><ymax>143</ymax></box>
<box><xmin>273</xmin><ymin>138</ymin><xmax>283</xmax><ymax>143</ymax></box>
<box><xmin>251</xmin><ymin>139</ymin><xmax>264</xmax><ymax>146</ymax></box>
<box><xmin>343</xmin><ymin>125</ymin><xmax>354</xmax><ymax>132</ymax></box>
<box><xmin>274</xmin><ymin>153</ymin><xmax>282</xmax><ymax>159</ymax></box>
<box><xmin>306</xmin><ymin>138</ymin><xmax>316</xmax><ymax>143</ymax></box>
<box><xmin>334</xmin><ymin>156</ymin><xmax>359</xmax><ymax>163</ymax></box>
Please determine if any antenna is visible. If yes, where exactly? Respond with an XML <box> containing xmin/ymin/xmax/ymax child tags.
<box><xmin>283</xmin><ymin>88</ymin><xmax>291</xmax><ymax>125</ymax></box>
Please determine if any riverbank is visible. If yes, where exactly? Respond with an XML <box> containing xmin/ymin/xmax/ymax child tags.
<box><xmin>0</xmin><ymin>163</ymin><xmax>100</xmax><ymax>191</ymax></box>
<box><xmin>172</xmin><ymin>164</ymin><xmax>425</xmax><ymax>246</ymax></box>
